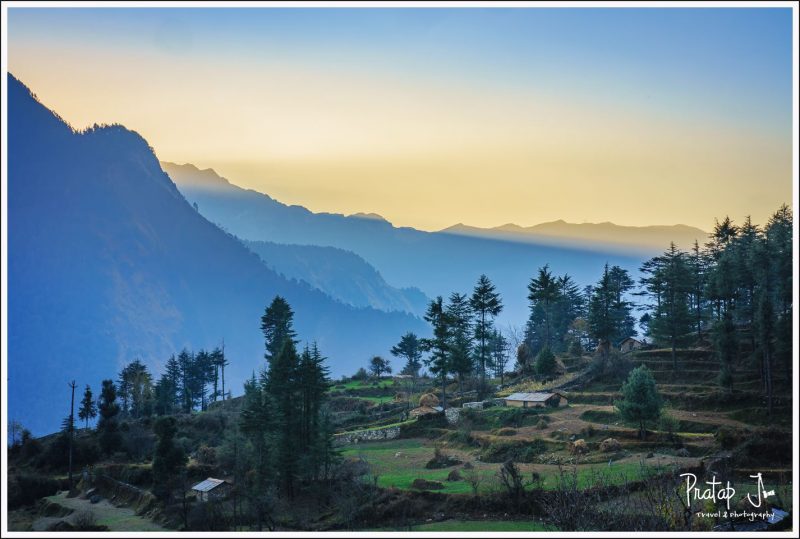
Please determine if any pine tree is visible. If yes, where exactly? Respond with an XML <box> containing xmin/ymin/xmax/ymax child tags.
<box><xmin>177</xmin><ymin>349</ymin><xmax>193</xmax><ymax>413</ymax></box>
<box><xmin>764</xmin><ymin>206</ymin><xmax>792</xmax><ymax>385</ymax></box>
<box><xmin>192</xmin><ymin>350</ymin><xmax>214</xmax><ymax>411</ymax></box>
<box><xmin>688</xmin><ymin>240</ymin><xmax>708</xmax><ymax>342</ymax></box>
<box><xmin>210</xmin><ymin>345</ymin><xmax>228</xmax><ymax>402</ymax></box>
<box><xmin>264</xmin><ymin>340</ymin><xmax>301</xmax><ymax>498</ymax></box>
<box><xmin>368</xmin><ymin>356</ymin><xmax>392</xmax><ymax>378</ymax></box>
<box><xmin>608</xmin><ymin>265</ymin><xmax>636</xmax><ymax>343</ymax></box>
<box><xmin>298</xmin><ymin>343</ymin><xmax>331</xmax><ymax>478</ymax></box>
<box><xmin>97</xmin><ymin>379</ymin><xmax>121</xmax><ymax>455</ymax></box>
<box><xmin>646</xmin><ymin>243</ymin><xmax>694</xmax><ymax>370</ymax></box>
<box><xmin>588</xmin><ymin>264</ymin><xmax>616</xmax><ymax>361</ymax></box>
<box><xmin>152</xmin><ymin>416</ymin><xmax>187</xmax><ymax>501</ymax></box>
<box><xmin>421</xmin><ymin>296</ymin><xmax>451</xmax><ymax>410</ymax></box>
<box><xmin>78</xmin><ymin>384</ymin><xmax>97</xmax><ymax>429</ymax></box>
<box><xmin>489</xmin><ymin>329</ymin><xmax>509</xmax><ymax>387</ymax></box>
<box><xmin>470</xmin><ymin>275</ymin><xmax>502</xmax><ymax>398</ymax></box>
<box><xmin>527</xmin><ymin>265</ymin><xmax>560</xmax><ymax>352</ymax></box>
<box><xmin>164</xmin><ymin>354</ymin><xmax>182</xmax><ymax>411</ymax></box>
<box><xmin>447</xmin><ymin>292</ymin><xmax>474</xmax><ymax>398</ymax></box>
<box><xmin>713</xmin><ymin>311</ymin><xmax>737</xmax><ymax>392</ymax></box>
<box><xmin>261</xmin><ymin>296</ymin><xmax>298</xmax><ymax>365</ymax></box>
<box><xmin>390</xmin><ymin>333</ymin><xmax>423</xmax><ymax>378</ymax></box>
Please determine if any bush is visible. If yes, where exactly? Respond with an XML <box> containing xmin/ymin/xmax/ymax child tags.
<box><xmin>495</xmin><ymin>427</ymin><xmax>517</xmax><ymax>436</ymax></box>
<box><xmin>425</xmin><ymin>446</ymin><xmax>462</xmax><ymax>469</ymax></box>
<box><xmin>411</xmin><ymin>478</ymin><xmax>444</xmax><ymax>490</ymax></box>
<box><xmin>715</xmin><ymin>426</ymin><xmax>747</xmax><ymax>450</ymax></box>
<box><xmin>480</xmin><ymin>439</ymin><xmax>547</xmax><ymax>463</ymax></box>
<box><xmin>731</xmin><ymin>427</ymin><xmax>791</xmax><ymax>467</ymax></box>
<box><xmin>7</xmin><ymin>472</ymin><xmax>64</xmax><ymax>509</ymax></box>
<box><xmin>196</xmin><ymin>444</ymin><xmax>216</xmax><ymax>466</ymax></box>
<box><xmin>658</xmin><ymin>413</ymin><xmax>679</xmax><ymax>442</ymax></box>
<box><xmin>72</xmin><ymin>509</ymin><xmax>97</xmax><ymax>530</ymax></box>
<box><xmin>534</xmin><ymin>348</ymin><xmax>556</xmax><ymax>377</ymax></box>
<box><xmin>447</xmin><ymin>469</ymin><xmax>462</xmax><ymax>482</ymax></box>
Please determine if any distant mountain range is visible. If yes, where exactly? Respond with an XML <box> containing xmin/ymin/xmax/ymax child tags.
<box><xmin>439</xmin><ymin>221</ymin><xmax>707</xmax><ymax>254</ymax></box>
<box><xmin>162</xmin><ymin>163</ymin><xmax>650</xmax><ymax>330</ymax></box>
<box><xmin>7</xmin><ymin>74</ymin><xmax>426</xmax><ymax>435</ymax></box>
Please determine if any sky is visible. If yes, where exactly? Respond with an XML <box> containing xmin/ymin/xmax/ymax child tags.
<box><xmin>6</xmin><ymin>7</ymin><xmax>794</xmax><ymax>231</ymax></box>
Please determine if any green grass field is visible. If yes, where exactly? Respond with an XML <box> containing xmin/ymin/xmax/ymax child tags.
<box><xmin>331</xmin><ymin>379</ymin><xmax>396</xmax><ymax>391</ymax></box>
<box><xmin>341</xmin><ymin>438</ymin><xmax>671</xmax><ymax>494</ymax></box>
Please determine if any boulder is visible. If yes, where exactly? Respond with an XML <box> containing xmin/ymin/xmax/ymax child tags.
<box><xmin>446</xmin><ymin>469</ymin><xmax>462</xmax><ymax>482</ymax></box>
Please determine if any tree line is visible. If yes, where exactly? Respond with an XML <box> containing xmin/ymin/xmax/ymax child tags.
<box><xmin>387</xmin><ymin>205</ymin><xmax>792</xmax><ymax>414</ymax></box>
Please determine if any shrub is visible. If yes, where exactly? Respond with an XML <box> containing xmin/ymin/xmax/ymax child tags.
<box><xmin>495</xmin><ymin>427</ymin><xmax>517</xmax><ymax>437</ymax></box>
<box><xmin>447</xmin><ymin>469</ymin><xmax>462</xmax><ymax>482</ymax></box>
<box><xmin>534</xmin><ymin>348</ymin><xmax>556</xmax><ymax>377</ymax></box>
<box><xmin>480</xmin><ymin>439</ymin><xmax>547</xmax><ymax>463</ymax></box>
<box><xmin>196</xmin><ymin>444</ymin><xmax>216</xmax><ymax>466</ymax></box>
<box><xmin>425</xmin><ymin>446</ymin><xmax>462</xmax><ymax>469</ymax></box>
<box><xmin>7</xmin><ymin>473</ymin><xmax>64</xmax><ymax>509</ymax></box>
<box><xmin>411</xmin><ymin>478</ymin><xmax>444</xmax><ymax>490</ymax></box>
<box><xmin>72</xmin><ymin>510</ymin><xmax>97</xmax><ymax>530</ymax></box>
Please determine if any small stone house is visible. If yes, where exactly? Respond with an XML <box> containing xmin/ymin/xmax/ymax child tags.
<box><xmin>504</xmin><ymin>392</ymin><xmax>567</xmax><ymax>408</ymax></box>
<box><xmin>191</xmin><ymin>477</ymin><xmax>232</xmax><ymax>502</ymax></box>
<box><xmin>618</xmin><ymin>337</ymin><xmax>644</xmax><ymax>354</ymax></box>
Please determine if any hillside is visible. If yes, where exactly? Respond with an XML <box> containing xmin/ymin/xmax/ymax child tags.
<box><xmin>7</xmin><ymin>74</ymin><xmax>426</xmax><ymax>435</ymax></box>
<box><xmin>244</xmin><ymin>240</ymin><xmax>429</xmax><ymax>316</ymax></box>
<box><xmin>163</xmin><ymin>163</ymin><xmax>646</xmax><ymax>326</ymax></box>
<box><xmin>440</xmin><ymin>220</ymin><xmax>707</xmax><ymax>254</ymax></box>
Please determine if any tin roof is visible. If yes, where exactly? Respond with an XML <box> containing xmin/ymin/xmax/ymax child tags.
<box><xmin>191</xmin><ymin>477</ymin><xmax>226</xmax><ymax>492</ymax></box>
<box><xmin>504</xmin><ymin>392</ymin><xmax>558</xmax><ymax>402</ymax></box>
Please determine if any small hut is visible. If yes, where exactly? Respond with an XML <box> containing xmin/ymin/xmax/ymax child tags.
<box><xmin>191</xmin><ymin>477</ymin><xmax>232</xmax><ymax>502</ymax></box>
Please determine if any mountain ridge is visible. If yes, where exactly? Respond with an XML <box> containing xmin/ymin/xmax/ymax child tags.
<box><xmin>8</xmin><ymin>74</ymin><xmax>426</xmax><ymax>435</ymax></box>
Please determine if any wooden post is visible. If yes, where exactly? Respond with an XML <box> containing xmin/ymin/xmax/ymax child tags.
<box><xmin>68</xmin><ymin>380</ymin><xmax>77</xmax><ymax>490</ymax></box>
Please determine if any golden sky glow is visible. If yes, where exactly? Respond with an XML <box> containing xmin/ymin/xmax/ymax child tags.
<box><xmin>8</xmin><ymin>8</ymin><xmax>793</xmax><ymax>231</ymax></box>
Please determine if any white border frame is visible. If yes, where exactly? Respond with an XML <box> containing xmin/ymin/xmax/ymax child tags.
<box><xmin>1</xmin><ymin>1</ymin><xmax>798</xmax><ymax>537</ymax></box>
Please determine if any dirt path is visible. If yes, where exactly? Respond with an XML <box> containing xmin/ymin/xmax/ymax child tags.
<box><xmin>32</xmin><ymin>491</ymin><xmax>165</xmax><ymax>532</ymax></box>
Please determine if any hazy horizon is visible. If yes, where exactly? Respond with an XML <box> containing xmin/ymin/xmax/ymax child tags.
<box><xmin>8</xmin><ymin>7</ymin><xmax>793</xmax><ymax>231</ymax></box>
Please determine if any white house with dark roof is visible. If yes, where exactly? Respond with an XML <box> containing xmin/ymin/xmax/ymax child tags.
<box><xmin>503</xmin><ymin>392</ymin><xmax>567</xmax><ymax>408</ymax></box>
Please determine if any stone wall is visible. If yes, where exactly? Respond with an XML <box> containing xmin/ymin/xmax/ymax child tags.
<box><xmin>333</xmin><ymin>425</ymin><xmax>401</xmax><ymax>446</ymax></box>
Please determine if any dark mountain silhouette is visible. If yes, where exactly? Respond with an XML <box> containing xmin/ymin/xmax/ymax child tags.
<box><xmin>440</xmin><ymin>220</ymin><xmax>706</xmax><ymax>254</ymax></box>
<box><xmin>7</xmin><ymin>74</ymin><xmax>426</xmax><ymax>435</ymax></box>
<box><xmin>244</xmin><ymin>240</ymin><xmax>429</xmax><ymax>316</ymax></box>
<box><xmin>163</xmin><ymin>163</ymin><xmax>647</xmax><ymax>329</ymax></box>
